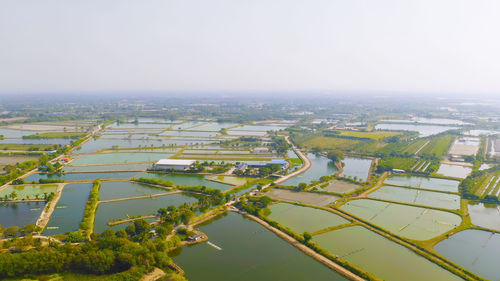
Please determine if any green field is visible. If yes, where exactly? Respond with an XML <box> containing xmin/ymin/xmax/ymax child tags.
<box><xmin>338</xmin><ymin>130</ymin><xmax>401</xmax><ymax>141</ymax></box>
<box><xmin>0</xmin><ymin>144</ymin><xmax>56</xmax><ymax>151</ymax></box>
<box><xmin>379</xmin><ymin>156</ymin><xmax>419</xmax><ymax>171</ymax></box>
<box><xmin>23</xmin><ymin>132</ymin><xmax>86</xmax><ymax>139</ymax></box>
<box><xmin>417</xmin><ymin>135</ymin><xmax>454</xmax><ymax>157</ymax></box>
<box><xmin>293</xmin><ymin>135</ymin><xmax>364</xmax><ymax>151</ymax></box>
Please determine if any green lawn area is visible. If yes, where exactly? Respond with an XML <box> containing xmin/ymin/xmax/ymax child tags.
<box><xmin>294</xmin><ymin>135</ymin><xmax>364</xmax><ymax>151</ymax></box>
<box><xmin>379</xmin><ymin>156</ymin><xmax>419</xmax><ymax>171</ymax></box>
<box><xmin>338</xmin><ymin>130</ymin><xmax>401</xmax><ymax>141</ymax></box>
<box><xmin>4</xmin><ymin>268</ymin><xmax>145</xmax><ymax>281</ymax></box>
<box><xmin>23</xmin><ymin>132</ymin><xmax>86</xmax><ymax>139</ymax></box>
<box><xmin>417</xmin><ymin>135</ymin><xmax>454</xmax><ymax>157</ymax></box>
<box><xmin>0</xmin><ymin>144</ymin><xmax>56</xmax><ymax>151</ymax></box>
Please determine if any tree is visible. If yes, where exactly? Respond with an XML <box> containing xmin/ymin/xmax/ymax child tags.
<box><xmin>303</xmin><ymin>232</ymin><xmax>312</xmax><ymax>243</ymax></box>
<box><xmin>327</xmin><ymin>150</ymin><xmax>344</xmax><ymax>163</ymax></box>
<box><xmin>133</xmin><ymin>219</ymin><xmax>151</xmax><ymax>235</ymax></box>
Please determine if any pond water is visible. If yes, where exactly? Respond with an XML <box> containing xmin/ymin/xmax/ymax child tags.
<box><xmin>43</xmin><ymin>183</ymin><xmax>93</xmax><ymax>235</ymax></box>
<box><xmin>140</xmin><ymin>173</ymin><xmax>233</xmax><ymax>191</ymax></box>
<box><xmin>99</xmin><ymin>181</ymin><xmax>168</xmax><ymax>201</ymax></box>
<box><xmin>384</xmin><ymin>176</ymin><xmax>459</xmax><ymax>193</ymax></box>
<box><xmin>94</xmin><ymin>193</ymin><xmax>197</xmax><ymax>233</ymax></box>
<box><xmin>282</xmin><ymin>153</ymin><xmax>337</xmax><ymax>186</ymax></box>
<box><xmin>171</xmin><ymin>212</ymin><xmax>347</xmax><ymax>281</ymax></box>
<box><xmin>314</xmin><ymin>226</ymin><xmax>462</xmax><ymax>281</ymax></box>
<box><xmin>340</xmin><ymin>199</ymin><xmax>461</xmax><ymax>240</ymax></box>
<box><xmin>267</xmin><ymin>203</ymin><xmax>349</xmax><ymax>233</ymax></box>
<box><xmin>0</xmin><ymin>128</ymin><xmax>41</xmax><ymax>138</ymax></box>
<box><xmin>63</xmin><ymin>163</ymin><xmax>151</xmax><ymax>172</ymax></box>
<box><xmin>171</xmin><ymin>121</ymin><xmax>206</xmax><ymax>130</ymax></box>
<box><xmin>320</xmin><ymin>180</ymin><xmax>360</xmax><ymax>194</ymax></box>
<box><xmin>0</xmin><ymin>184</ymin><xmax>58</xmax><ymax>200</ymax></box>
<box><xmin>368</xmin><ymin>185</ymin><xmax>460</xmax><ymax>210</ymax></box>
<box><xmin>267</xmin><ymin>189</ymin><xmax>338</xmax><ymax>206</ymax></box>
<box><xmin>339</xmin><ymin>157</ymin><xmax>372</xmax><ymax>181</ymax></box>
<box><xmin>0</xmin><ymin>201</ymin><xmax>44</xmax><ymax>227</ymax></box>
<box><xmin>234</xmin><ymin>125</ymin><xmax>287</xmax><ymax>131</ymax></box>
<box><xmin>374</xmin><ymin>123</ymin><xmax>457</xmax><ymax>137</ymax></box>
<box><xmin>24</xmin><ymin>172</ymin><xmax>141</xmax><ymax>182</ymax></box>
<box><xmin>468</xmin><ymin>203</ymin><xmax>500</xmax><ymax>231</ymax></box>
<box><xmin>74</xmin><ymin>139</ymin><xmax>186</xmax><ymax>154</ymax></box>
<box><xmin>435</xmin><ymin>229</ymin><xmax>500</xmax><ymax>280</ymax></box>
<box><xmin>227</xmin><ymin>130</ymin><xmax>267</xmax><ymax>137</ymax></box>
<box><xmin>71</xmin><ymin>152</ymin><xmax>173</xmax><ymax>165</ymax></box>
<box><xmin>207</xmin><ymin>176</ymin><xmax>250</xmax><ymax>186</ymax></box>
<box><xmin>0</xmin><ymin>138</ymin><xmax>72</xmax><ymax>145</ymax></box>
<box><xmin>107</xmin><ymin>123</ymin><xmax>172</xmax><ymax>129</ymax></box>
<box><xmin>160</xmin><ymin>131</ymin><xmax>220</xmax><ymax>137</ymax></box>
<box><xmin>436</xmin><ymin>164</ymin><xmax>471</xmax><ymax>179</ymax></box>
<box><xmin>186</xmin><ymin>122</ymin><xmax>237</xmax><ymax>131</ymax></box>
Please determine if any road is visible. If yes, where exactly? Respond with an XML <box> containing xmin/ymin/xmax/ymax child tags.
<box><xmin>271</xmin><ymin>136</ymin><xmax>312</xmax><ymax>187</ymax></box>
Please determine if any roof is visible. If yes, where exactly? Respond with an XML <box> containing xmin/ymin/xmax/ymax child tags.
<box><xmin>270</xmin><ymin>159</ymin><xmax>288</xmax><ymax>165</ymax></box>
<box><xmin>155</xmin><ymin>159</ymin><xmax>196</xmax><ymax>166</ymax></box>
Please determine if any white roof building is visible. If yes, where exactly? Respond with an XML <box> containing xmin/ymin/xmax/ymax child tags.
<box><xmin>154</xmin><ymin>159</ymin><xmax>196</xmax><ymax>171</ymax></box>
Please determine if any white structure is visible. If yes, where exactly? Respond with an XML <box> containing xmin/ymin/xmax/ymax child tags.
<box><xmin>154</xmin><ymin>159</ymin><xmax>195</xmax><ymax>171</ymax></box>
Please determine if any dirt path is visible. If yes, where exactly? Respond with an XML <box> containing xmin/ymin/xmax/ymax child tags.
<box><xmin>413</xmin><ymin>140</ymin><xmax>430</xmax><ymax>155</ymax></box>
<box><xmin>237</xmin><ymin>210</ymin><xmax>365</xmax><ymax>281</ymax></box>
<box><xmin>140</xmin><ymin>268</ymin><xmax>166</xmax><ymax>281</ymax></box>
<box><xmin>35</xmin><ymin>183</ymin><xmax>66</xmax><ymax>232</ymax></box>
<box><xmin>359</xmin><ymin>172</ymin><xmax>389</xmax><ymax>198</ymax></box>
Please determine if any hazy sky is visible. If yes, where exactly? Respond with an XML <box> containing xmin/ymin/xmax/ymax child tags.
<box><xmin>0</xmin><ymin>0</ymin><xmax>499</xmax><ymax>95</ymax></box>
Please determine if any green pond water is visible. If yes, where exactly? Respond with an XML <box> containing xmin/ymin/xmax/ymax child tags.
<box><xmin>71</xmin><ymin>152</ymin><xmax>173</xmax><ymax>165</ymax></box>
<box><xmin>321</xmin><ymin>180</ymin><xmax>359</xmax><ymax>194</ymax></box>
<box><xmin>384</xmin><ymin>176</ymin><xmax>459</xmax><ymax>193</ymax></box>
<box><xmin>140</xmin><ymin>173</ymin><xmax>233</xmax><ymax>191</ymax></box>
<box><xmin>75</xmin><ymin>139</ymin><xmax>186</xmax><ymax>154</ymax></box>
<box><xmin>0</xmin><ymin>184</ymin><xmax>58</xmax><ymax>200</ymax></box>
<box><xmin>267</xmin><ymin>203</ymin><xmax>349</xmax><ymax>233</ymax></box>
<box><xmin>340</xmin><ymin>199</ymin><xmax>461</xmax><ymax>240</ymax></box>
<box><xmin>43</xmin><ymin>183</ymin><xmax>93</xmax><ymax>235</ymax></box>
<box><xmin>160</xmin><ymin>131</ymin><xmax>220</xmax><ymax>137</ymax></box>
<box><xmin>208</xmin><ymin>176</ymin><xmax>250</xmax><ymax>186</ymax></box>
<box><xmin>183</xmin><ymin>149</ymin><xmax>219</xmax><ymax>154</ymax></box>
<box><xmin>94</xmin><ymin>193</ymin><xmax>197</xmax><ymax>233</ymax></box>
<box><xmin>267</xmin><ymin>189</ymin><xmax>339</xmax><ymax>206</ymax></box>
<box><xmin>63</xmin><ymin>163</ymin><xmax>151</xmax><ymax>172</ymax></box>
<box><xmin>468</xmin><ymin>203</ymin><xmax>500</xmax><ymax>231</ymax></box>
<box><xmin>314</xmin><ymin>226</ymin><xmax>462</xmax><ymax>281</ymax></box>
<box><xmin>171</xmin><ymin>212</ymin><xmax>347</xmax><ymax>281</ymax></box>
<box><xmin>99</xmin><ymin>181</ymin><xmax>168</xmax><ymax>201</ymax></box>
<box><xmin>186</xmin><ymin>122</ymin><xmax>237</xmax><ymax>131</ymax></box>
<box><xmin>282</xmin><ymin>153</ymin><xmax>337</xmax><ymax>186</ymax></box>
<box><xmin>368</xmin><ymin>185</ymin><xmax>460</xmax><ymax>210</ymax></box>
<box><xmin>227</xmin><ymin>130</ymin><xmax>267</xmax><ymax>136</ymax></box>
<box><xmin>436</xmin><ymin>164</ymin><xmax>471</xmax><ymax>179</ymax></box>
<box><xmin>435</xmin><ymin>229</ymin><xmax>500</xmax><ymax>280</ymax></box>
<box><xmin>340</xmin><ymin>157</ymin><xmax>372</xmax><ymax>181</ymax></box>
<box><xmin>0</xmin><ymin>202</ymin><xmax>44</xmax><ymax>227</ymax></box>
<box><xmin>217</xmin><ymin>150</ymin><xmax>252</xmax><ymax>154</ymax></box>
<box><xmin>24</xmin><ymin>172</ymin><xmax>141</xmax><ymax>182</ymax></box>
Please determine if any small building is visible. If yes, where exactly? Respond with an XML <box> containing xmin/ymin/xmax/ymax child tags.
<box><xmin>392</xmin><ymin>169</ymin><xmax>405</xmax><ymax>174</ymax></box>
<box><xmin>154</xmin><ymin>159</ymin><xmax>196</xmax><ymax>171</ymax></box>
<box><xmin>188</xmin><ymin>233</ymin><xmax>203</xmax><ymax>242</ymax></box>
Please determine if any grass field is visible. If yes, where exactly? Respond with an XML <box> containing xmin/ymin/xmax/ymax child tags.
<box><xmin>0</xmin><ymin>144</ymin><xmax>56</xmax><ymax>151</ymax></box>
<box><xmin>338</xmin><ymin>130</ymin><xmax>401</xmax><ymax>141</ymax></box>
<box><xmin>417</xmin><ymin>135</ymin><xmax>454</xmax><ymax>157</ymax></box>
<box><xmin>379</xmin><ymin>156</ymin><xmax>419</xmax><ymax>171</ymax></box>
<box><xmin>24</xmin><ymin>132</ymin><xmax>86</xmax><ymax>139</ymax></box>
<box><xmin>293</xmin><ymin>135</ymin><xmax>364</xmax><ymax>151</ymax></box>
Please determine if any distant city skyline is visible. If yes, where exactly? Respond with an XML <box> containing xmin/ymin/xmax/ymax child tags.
<box><xmin>1</xmin><ymin>0</ymin><xmax>499</xmax><ymax>96</ymax></box>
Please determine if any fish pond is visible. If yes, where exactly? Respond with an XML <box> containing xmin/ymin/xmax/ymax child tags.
<box><xmin>267</xmin><ymin>203</ymin><xmax>349</xmax><ymax>233</ymax></box>
<box><xmin>170</xmin><ymin>212</ymin><xmax>347</xmax><ymax>281</ymax></box>
<box><xmin>374</xmin><ymin>123</ymin><xmax>457</xmax><ymax>137</ymax></box>
<box><xmin>0</xmin><ymin>202</ymin><xmax>44</xmax><ymax>227</ymax></box>
<box><xmin>368</xmin><ymin>185</ymin><xmax>460</xmax><ymax>210</ymax></box>
<box><xmin>0</xmin><ymin>184</ymin><xmax>58</xmax><ymax>200</ymax></box>
<box><xmin>99</xmin><ymin>181</ymin><xmax>169</xmax><ymax>201</ymax></box>
<box><xmin>318</xmin><ymin>180</ymin><xmax>360</xmax><ymax>194</ymax></box>
<box><xmin>71</xmin><ymin>152</ymin><xmax>173</xmax><ymax>165</ymax></box>
<box><xmin>339</xmin><ymin>157</ymin><xmax>372</xmax><ymax>181</ymax></box>
<box><xmin>340</xmin><ymin>199</ymin><xmax>461</xmax><ymax>240</ymax></box>
<box><xmin>436</xmin><ymin>164</ymin><xmax>471</xmax><ymax>179</ymax></box>
<box><xmin>94</xmin><ymin>193</ymin><xmax>197</xmax><ymax>233</ymax></box>
<box><xmin>43</xmin><ymin>183</ymin><xmax>93</xmax><ymax>235</ymax></box>
<box><xmin>140</xmin><ymin>173</ymin><xmax>233</xmax><ymax>191</ymax></box>
<box><xmin>282</xmin><ymin>153</ymin><xmax>337</xmax><ymax>186</ymax></box>
<box><xmin>435</xmin><ymin>229</ymin><xmax>500</xmax><ymax>280</ymax></box>
<box><xmin>468</xmin><ymin>203</ymin><xmax>500</xmax><ymax>231</ymax></box>
<box><xmin>384</xmin><ymin>175</ymin><xmax>459</xmax><ymax>193</ymax></box>
<box><xmin>267</xmin><ymin>189</ymin><xmax>338</xmax><ymax>206</ymax></box>
<box><xmin>63</xmin><ymin>163</ymin><xmax>151</xmax><ymax>172</ymax></box>
<box><xmin>314</xmin><ymin>226</ymin><xmax>462</xmax><ymax>281</ymax></box>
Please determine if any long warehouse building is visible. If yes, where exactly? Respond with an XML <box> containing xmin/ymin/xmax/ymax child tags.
<box><xmin>154</xmin><ymin>159</ymin><xmax>196</xmax><ymax>171</ymax></box>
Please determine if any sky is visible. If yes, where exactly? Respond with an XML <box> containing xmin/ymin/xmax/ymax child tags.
<box><xmin>0</xmin><ymin>0</ymin><xmax>499</xmax><ymax>96</ymax></box>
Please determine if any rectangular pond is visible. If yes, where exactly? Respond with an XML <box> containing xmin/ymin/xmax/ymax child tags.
<box><xmin>339</xmin><ymin>157</ymin><xmax>372</xmax><ymax>182</ymax></box>
<box><xmin>140</xmin><ymin>173</ymin><xmax>233</xmax><ymax>191</ymax></box>
<box><xmin>319</xmin><ymin>180</ymin><xmax>360</xmax><ymax>194</ymax></box>
<box><xmin>99</xmin><ymin>181</ymin><xmax>169</xmax><ymax>201</ymax></box>
<box><xmin>43</xmin><ymin>183</ymin><xmax>93</xmax><ymax>235</ymax></box>
<box><xmin>374</xmin><ymin>123</ymin><xmax>457</xmax><ymax>137</ymax></box>
<box><xmin>0</xmin><ymin>201</ymin><xmax>44</xmax><ymax>227</ymax></box>
<box><xmin>0</xmin><ymin>138</ymin><xmax>72</xmax><ymax>145</ymax></box>
<box><xmin>170</xmin><ymin>212</ymin><xmax>347</xmax><ymax>281</ymax></box>
<box><xmin>435</xmin><ymin>229</ymin><xmax>500</xmax><ymax>280</ymax></box>
<box><xmin>94</xmin><ymin>193</ymin><xmax>197</xmax><ymax>233</ymax></box>
<box><xmin>384</xmin><ymin>176</ymin><xmax>459</xmax><ymax>193</ymax></box>
<box><xmin>0</xmin><ymin>184</ymin><xmax>58</xmax><ymax>200</ymax></box>
<box><xmin>282</xmin><ymin>153</ymin><xmax>337</xmax><ymax>186</ymax></box>
<box><xmin>267</xmin><ymin>188</ymin><xmax>338</xmax><ymax>206</ymax></box>
<box><xmin>340</xmin><ymin>199</ymin><xmax>461</xmax><ymax>240</ymax></box>
<box><xmin>314</xmin><ymin>226</ymin><xmax>462</xmax><ymax>281</ymax></box>
<box><xmin>63</xmin><ymin>163</ymin><xmax>151</xmax><ymax>172</ymax></box>
<box><xmin>436</xmin><ymin>164</ymin><xmax>471</xmax><ymax>179</ymax></box>
<box><xmin>368</xmin><ymin>185</ymin><xmax>461</xmax><ymax>210</ymax></box>
<box><xmin>267</xmin><ymin>203</ymin><xmax>349</xmax><ymax>233</ymax></box>
<box><xmin>468</xmin><ymin>203</ymin><xmax>500</xmax><ymax>231</ymax></box>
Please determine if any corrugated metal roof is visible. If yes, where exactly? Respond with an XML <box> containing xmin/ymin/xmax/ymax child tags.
<box><xmin>155</xmin><ymin>159</ymin><xmax>196</xmax><ymax>165</ymax></box>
